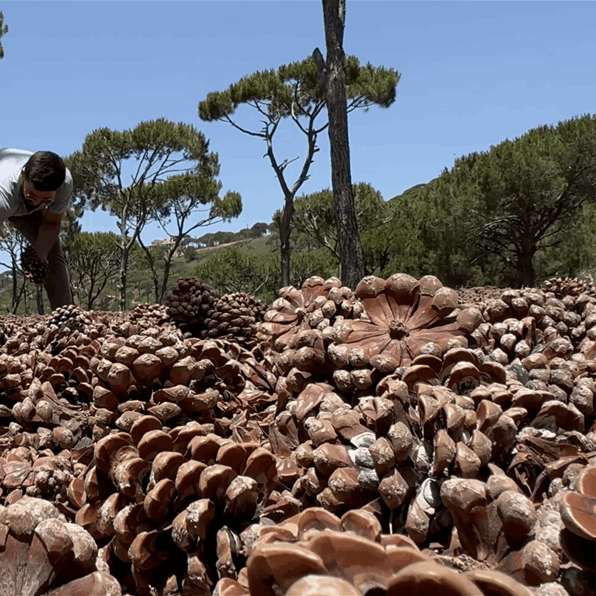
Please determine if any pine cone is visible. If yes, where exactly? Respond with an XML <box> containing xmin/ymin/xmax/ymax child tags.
<box><xmin>21</xmin><ymin>245</ymin><xmax>48</xmax><ymax>283</ymax></box>
<box><xmin>543</xmin><ymin>276</ymin><xmax>596</xmax><ymax>299</ymax></box>
<box><xmin>258</xmin><ymin>276</ymin><xmax>363</xmax><ymax>353</ymax></box>
<box><xmin>164</xmin><ymin>277</ymin><xmax>218</xmax><ymax>331</ymax></box>
<box><xmin>129</xmin><ymin>302</ymin><xmax>170</xmax><ymax>327</ymax></box>
<box><xmin>48</xmin><ymin>304</ymin><xmax>88</xmax><ymax>332</ymax></box>
<box><xmin>202</xmin><ymin>292</ymin><xmax>268</xmax><ymax>348</ymax></box>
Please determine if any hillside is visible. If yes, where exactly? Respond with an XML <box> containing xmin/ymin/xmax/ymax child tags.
<box><xmin>0</xmin><ymin>233</ymin><xmax>278</xmax><ymax>314</ymax></box>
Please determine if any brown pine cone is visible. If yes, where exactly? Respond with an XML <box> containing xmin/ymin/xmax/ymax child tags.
<box><xmin>164</xmin><ymin>277</ymin><xmax>218</xmax><ymax>332</ymax></box>
<box><xmin>543</xmin><ymin>276</ymin><xmax>596</xmax><ymax>299</ymax></box>
<box><xmin>48</xmin><ymin>304</ymin><xmax>89</xmax><ymax>332</ymax></box>
<box><xmin>202</xmin><ymin>292</ymin><xmax>268</xmax><ymax>348</ymax></box>
<box><xmin>129</xmin><ymin>302</ymin><xmax>170</xmax><ymax>327</ymax></box>
<box><xmin>21</xmin><ymin>245</ymin><xmax>49</xmax><ymax>283</ymax></box>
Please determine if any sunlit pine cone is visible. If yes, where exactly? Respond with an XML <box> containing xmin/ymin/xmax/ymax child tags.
<box><xmin>559</xmin><ymin>464</ymin><xmax>596</xmax><ymax>573</ymax></box>
<box><xmin>0</xmin><ymin>496</ymin><xmax>121</xmax><ymax>596</ymax></box>
<box><xmin>333</xmin><ymin>274</ymin><xmax>481</xmax><ymax>370</ymax></box>
<box><xmin>21</xmin><ymin>245</ymin><xmax>48</xmax><ymax>283</ymax></box>
<box><xmin>259</xmin><ymin>276</ymin><xmax>343</xmax><ymax>353</ymax></box>
<box><xmin>165</xmin><ymin>277</ymin><xmax>218</xmax><ymax>333</ymax></box>
<box><xmin>129</xmin><ymin>302</ymin><xmax>171</xmax><ymax>328</ymax></box>
<box><xmin>202</xmin><ymin>292</ymin><xmax>268</xmax><ymax>348</ymax></box>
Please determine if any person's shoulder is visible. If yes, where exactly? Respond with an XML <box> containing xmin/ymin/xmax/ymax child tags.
<box><xmin>0</xmin><ymin>148</ymin><xmax>33</xmax><ymax>162</ymax></box>
<box><xmin>0</xmin><ymin>149</ymin><xmax>27</xmax><ymax>187</ymax></box>
<box><xmin>61</xmin><ymin>167</ymin><xmax>74</xmax><ymax>196</ymax></box>
<box><xmin>0</xmin><ymin>149</ymin><xmax>33</xmax><ymax>180</ymax></box>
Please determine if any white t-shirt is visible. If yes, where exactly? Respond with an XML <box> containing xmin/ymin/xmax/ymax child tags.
<box><xmin>0</xmin><ymin>148</ymin><xmax>73</xmax><ymax>223</ymax></box>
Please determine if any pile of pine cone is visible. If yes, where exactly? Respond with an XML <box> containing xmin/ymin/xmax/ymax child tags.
<box><xmin>165</xmin><ymin>278</ymin><xmax>268</xmax><ymax>349</ymax></box>
<box><xmin>2</xmin><ymin>274</ymin><xmax>596</xmax><ymax>596</ymax></box>
<box><xmin>164</xmin><ymin>277</ymin><xmax>218</xmax><ymax>332</ymax></box>
<box><xmin>21</xmin><ymin>244</ymin><xmax>49</xmax><ymax>283</ymax></box>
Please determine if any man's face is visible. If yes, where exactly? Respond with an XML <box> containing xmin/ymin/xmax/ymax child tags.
<box><xmin>22</xmin><ymin>178</ymin><xmax>56</xmax><ymax>207</ymax></box>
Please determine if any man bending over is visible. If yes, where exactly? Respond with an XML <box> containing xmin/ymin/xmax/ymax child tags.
<box><xmin>0</xmin><ymin>148</ymin><xmax>74</xmax><ymax>309</ymax></box>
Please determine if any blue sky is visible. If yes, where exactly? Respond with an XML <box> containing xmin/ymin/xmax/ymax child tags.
<box><xmin>1</xmin><ymin>1</ymin><xmax>595</xmax><ymax>269</ymax></box>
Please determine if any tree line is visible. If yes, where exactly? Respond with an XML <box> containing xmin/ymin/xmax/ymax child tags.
<box><xmin>2</xmin><ymin>112</ymin><xmax>596</xmax><ymax>313</ymax></box>
<box><xmin>2</xmin><ymin>1</ymin><xmax>596</xmax><ymax>312</ymax></box>
<box><xmin>194</xmin><ymin>113</ymin><xmax>596</xmax><ymax>298</ymax></box>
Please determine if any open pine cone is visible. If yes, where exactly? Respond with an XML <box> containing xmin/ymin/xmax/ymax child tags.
<box><xmin>165</xmin><ymin>277</ymin><xmax>218</xmax><ymax>332</ymax></box>
<box><xmin>202</xmin><ymin>292</ymin><xmax>268</xmax><ymax>348</ymax></box>
<box><xmin>21</xmin><ymin>244</ymin><xmax>49</xmax><ymax>283</ymax></box>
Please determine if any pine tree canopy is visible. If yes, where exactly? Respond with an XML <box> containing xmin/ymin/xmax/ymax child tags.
<box><xmin>198</xmin><ymin>55</ymin><xmax>399</xmax><ymax>125</ymax></box>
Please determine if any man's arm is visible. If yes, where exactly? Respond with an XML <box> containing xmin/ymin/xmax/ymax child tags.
<box><xmin>35</xmin><ymin>210</ymin><xmax>64</xmax><ymax>261</ymax></box>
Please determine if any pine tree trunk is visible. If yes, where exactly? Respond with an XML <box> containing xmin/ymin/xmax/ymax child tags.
<box><xmin>119</xmin><ymin>248</ymin><xmax>128</xmax><ymax>312</ymax></box>
<box><xmin>11</xmin><ymin>255</ymin><xmax>18</xmax><ymax>312</ymax></box>
<box><xmin>159</xmin><ymin>243</ymin><xmax>182</xmax><ymax>304</ymax></box>
<box><xmin>322</xmin><ymin>0</ymin><xmax>364</xmax><ymax>289</ymax></box>
<box><xmin>36</xmin><ymin>284</ymin><xmax>44</xmax><ymax>314</ymax></box>
<box><xmin>279</xmin><ymin>197</ymin><xmax>294</xmax><ymax>287</ymax></box>
<box><xmin>160</xmin><ymin>261</ymin><xmax>173</xmax><ymax>304</ymax></box>
<box><xmin>158</xmin><ymin>266</ymin><xmax>168</xmax><ymax>304</ymax></box>
<box><xmin>119</xmin><ymin>217</ymin><xmax>128</xmax><ymax>312</ymax></box>
<box><xmin>12</xmin><ymin>272</ymin><xmax>26</xmax><ymax>314</ymax></box>
<box><xmin>519</xmin><ymin>239</ymin><xmax>535</xmax><ymax>288</ymax></box>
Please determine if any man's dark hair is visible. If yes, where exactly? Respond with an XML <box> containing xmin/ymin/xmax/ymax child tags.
<box><xmin>23</xmin><ymin>151</ymin><xmax>66</xmax><ymax>191</ymax></box>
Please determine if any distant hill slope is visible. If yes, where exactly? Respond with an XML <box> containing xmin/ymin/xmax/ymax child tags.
<box><xmin>193</xmin><ymin>235</ymin><xmax>275</xmax><ymax>261</ymax></box>
<box><xmin>387</xmin><ymin>180</ymin><xmax>435</xmax><ymax>204</ymax></box>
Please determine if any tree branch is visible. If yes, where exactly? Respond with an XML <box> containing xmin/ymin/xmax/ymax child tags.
<box><xmin>223</xmin><ymin>114</ymin><xmax>266</xmax><ymax>138</ymax></box>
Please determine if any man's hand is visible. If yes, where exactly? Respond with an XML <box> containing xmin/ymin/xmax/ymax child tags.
<box><xmin>35</xmin><ymin>248</ymin><xmax>49</xmax><ymax>262</ymax></box>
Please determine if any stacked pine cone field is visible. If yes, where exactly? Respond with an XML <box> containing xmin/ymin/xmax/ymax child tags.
<box><xmin>2</xmin><ymin>273</ymin><xmax>596</xmax><ymax>596</ymax></box>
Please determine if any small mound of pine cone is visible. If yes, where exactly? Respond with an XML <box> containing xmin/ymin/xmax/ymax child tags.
<box><xmin>202</xmin><ymin>292</ymin><xmax>268</xmax><ymax>347</ymax></box>
<box><xmin>21</xmin><ymin>245</ymin><xmax>48</xmax><ymax>283</ymax></box>
<box><xmin>164</xmin><ymin>277</ymin><xmax>218</xmax><ymax>329</ymax></box>
<box><xmin>48</xmin><ymin>304</ymin><xmax>88</xmax><ymax>332</ymax></box>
